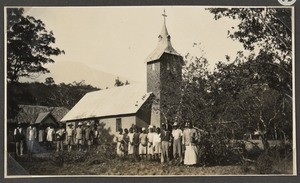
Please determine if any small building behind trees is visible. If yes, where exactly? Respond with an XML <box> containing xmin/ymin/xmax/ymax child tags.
<box><xmin>7</xmin><ymin>105</ymin><xmax>69</xmax><ymax>152</ymax></box>
<box><xmin>7</xmin><ymin>105</ymin><xmax>69</xmax><ymax>130</ymax></box>
<box><xmin>34</xmin><ymin>112</ymin><xmax>58</xmax><ymax>128</ymax></box>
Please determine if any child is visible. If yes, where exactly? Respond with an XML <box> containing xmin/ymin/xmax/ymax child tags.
<box><xmin>153</xmin><ymin>127</ymin><xmax>162</xmax><ymax>161</ymax></box>
<box><xmin>127</xmin><ymin>127</ymin><xmax>134</xmax><ymax>160</ymax></box>
<box><xmin>139</xmin><ymin>127</ymin><xmax>148</xmax><ymax>160</ymax></box>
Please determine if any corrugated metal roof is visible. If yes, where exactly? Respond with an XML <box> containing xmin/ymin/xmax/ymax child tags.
<box><xmin>61</xmin><ymin>84</ymin><xmax>152</xmax><ymax>122</ymax></box>
<box><xmin>34</xmin><ymin>112</ymin><xmax>52</xmax><ymax>124</ymax></box>
<box><xmin>145</xmin><ymin>21</ymin><xmax>181</xmax><ymax>63</ymax></box>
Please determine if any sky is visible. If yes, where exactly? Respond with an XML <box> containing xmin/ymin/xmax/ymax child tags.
<box><xmin>22</xmin><ymin>6</ymin><xmax>244</xmax><ymax>83</ymax></box>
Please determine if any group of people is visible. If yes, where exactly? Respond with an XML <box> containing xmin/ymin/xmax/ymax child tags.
<box><xmin>14</xmin><ymin>122</ymin><xmax>58</xmax><ymax>156</ymax></box>
<box><xmin>114</xmin><ymin>122</ymin><xmax>199</xmax><ymax>166</ymax></box>
<box><xmin>13</xmin><ymin>121</ymin><xmax>103</xmax><ymax>156</ymax></box>
<box><xmin>64</xmin><ymin>122</ymin><xmax>100</xmax><ymax>152</ymax></box>
<box><xmin>14</xmin><ymin>121</ymin><xmax>200</xmax><ymax>166</ymax></box>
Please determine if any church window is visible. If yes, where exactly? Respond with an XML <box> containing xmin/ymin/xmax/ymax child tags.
<box><xmin>167</xmin><ymin>63</ymin><xmax>170</xmax><ymax>70</ymax></box>
<box><xmin>152</xmin><ymin>64</ymin><xmax>155</xmax><ymax>71</ymax></box>
<box><xmin>116</xmin><ymin>118</ymin><xmax>122</xmax><ymax>132</ymax></box>
<box><xmin>173</xmin><ymin>66</ymin><xmax>176</xmax><ymax>72</ymax></box>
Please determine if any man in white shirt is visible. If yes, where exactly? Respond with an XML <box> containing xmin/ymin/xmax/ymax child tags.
<box><xmin>172</xmin><ymin>122</ymin><xmax>183</xmax><ymax>163</ymax></box>
<box><xmin>46</xmin><ymin>125</ymin><xmax>55</xmax><ymax>150</ymax></box>
<box><xmin>66</xmin><ymin>123</ymin><xmax>74</xmax><ymax>152</ymax></box>
<box><xmin>147</xmin><ymin>125</ymin><xmax>155</xmax><ymax>160</ymax></box>
<box><xmin>26</xmin><ymin>124</ymin><xmax>37</xmax><ymax>156</ymax></box>
<box><xmin>75</xmin><ymin>122</ymin><xmax>84</xmax><ymax>151</ymax></box>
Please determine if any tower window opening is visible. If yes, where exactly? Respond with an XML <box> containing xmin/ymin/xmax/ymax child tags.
<box><xmin>167</xmin><ymin>63</ymin><xmax>170</xmax><ymax>70</ymax></box>
<box><xmin>152</xmin><ymin>64</ymin><xmax>155</xmax><ymax>71</ymax></box>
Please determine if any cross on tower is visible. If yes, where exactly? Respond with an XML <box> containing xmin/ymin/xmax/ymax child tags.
<box><xmin>162</xmin><ymin>9</ymin><xmax>167</xmax><ymax>23</ymax></box>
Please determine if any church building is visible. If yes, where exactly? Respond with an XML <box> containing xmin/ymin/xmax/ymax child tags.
<box><xmin>61</xmin><ymin>11</ymin><xmax>183</xmax><ymax>133</ymax></box>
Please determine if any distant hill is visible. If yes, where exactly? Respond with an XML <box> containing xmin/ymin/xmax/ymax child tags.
<box><xmin>20</xmin><ymin>61</ymin><xmax>133</xmax><ymax>89</ymax></box>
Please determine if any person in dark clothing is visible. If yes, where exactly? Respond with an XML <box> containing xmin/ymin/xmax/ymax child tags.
<box><xmin>84</xmin><ymin>123</ymin><xmax>93</xmax><ymax>152</ymax></box>
<box><xmin>132</xmin><ymin>127</ymin><xmax>140</xmax><ymax>161</ymax></box>
<box><xmin>161</xmin><ymin>123</ymin><xmax>172</xmax><ymax>163</ymax></box>
<box><xmin>56</xmin><ymin>124</ymin><xmax>66</xmax><ymax>152</ymax></box>
<box><xmin>14</xmin><ymin>122</ymin><xmax>25</xmax><ymax>156</ymax></box>
<box><xmin>93</xmin><ymin>123</ymin><xmax>99</xmax><ymax>150</ymax></box>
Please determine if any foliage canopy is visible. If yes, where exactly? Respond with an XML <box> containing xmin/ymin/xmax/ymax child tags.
<box><xmin>7</xmin><ymin>8</ymin><xmax>64</xmax><ymax>83</ymax></box>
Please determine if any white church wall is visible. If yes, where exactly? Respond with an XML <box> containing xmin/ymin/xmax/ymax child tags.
<box><xmin>99</xmin><ymin>115</ymin><xmax>136</xmax><ymax>135</ymax></box>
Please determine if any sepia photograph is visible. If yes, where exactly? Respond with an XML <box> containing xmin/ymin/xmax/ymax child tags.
<box><xmin>4</xmin><ymin>5</ymin><xmax>296</xmax><ymax>177</ymax></box>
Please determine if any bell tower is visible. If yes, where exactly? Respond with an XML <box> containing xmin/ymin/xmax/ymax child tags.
<box><xmin>145</xmin><ymin>10</ymin><xmax>183</xmax><ymax>127</ymax></box>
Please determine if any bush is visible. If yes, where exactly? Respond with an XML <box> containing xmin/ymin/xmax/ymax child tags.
<box><xmin>246</xmin><ymin>142</ymin><xmax>263</xmax><ymax>160</ymax></box>
<box><xmin>199</xmin><ymin>134</ymin><xmax>231</xmax><ymax>166</ymax></box>
<box><xmin>253</xmin><ymin>143</ymin><xmax>293</xmax><ymax>174</ymax></box>
<box><xmin>50</xmin><ymin>141</ymin><xmax>116</xmax><ymax>167</ymax></box>
<box><xmin>256</xmin><ymin>153</ymin><xmax>273</xmax><ymax>174</ymax></box>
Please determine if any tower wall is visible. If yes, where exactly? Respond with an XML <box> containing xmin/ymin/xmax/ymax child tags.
<box><xmin>147</xmin><ymin>53</ymin><xmax>183</xmax><ymax>127</ymax></box>
<box><xmin>147</xmin><ymin>61</ymin><xmax>161</xmax><ymax>127</ymax></box>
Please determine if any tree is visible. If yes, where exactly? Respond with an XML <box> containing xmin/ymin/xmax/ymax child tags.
<box><xmin>207</xmin><ymin>8</ymin><xmax>293</xmax><ymax>150</ymax></box>
<box><xmin>114</xmin><ymin>77</ymin><xmax>128</xmax><ymax>87</ymax></box>
<box><xmin>207</xmin><ymin>55</ymin><xmax>293</xmax><ymax>150</ymax></box>
<box><xmin>45</xmin><ymin>77</ymin><xmax>55</xmax><ymax>85</ymax></box>
<box><xmin>7</xmin><ymin>8</ymin><xmax>64</xmax><ymax>83</ymax></box>
<box><xmin>180</xmin><ymin>53</ymin><xmax>211</xmax><ymax>127</ymax></box>
<box><xmin>208</xmin><ymin>8</ymin><xmax>292</xmax><ymax>99</ymax></box>
<box><xmin>125</xmin><ymin>80</ymin><xmax>130</xmax><ymax>85</ymax></box>
<box><xmin>7</xmin><ymin>81</ymin><xmax>100</xmax><ymax>113</ymax></box>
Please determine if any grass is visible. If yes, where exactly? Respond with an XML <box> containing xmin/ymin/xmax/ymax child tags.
<box><xmin>9</xmin><ymin>144</ymin><xmax>293</xmax><ymax>176</ymax></box>
<box><xmin>18</xmin><ymin>158</ymin><xmax>244</xmax><ymax>176</ymax></box>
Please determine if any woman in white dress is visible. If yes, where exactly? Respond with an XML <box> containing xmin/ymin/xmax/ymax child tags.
<box><xmin>153</xmin><ymin>127</ymin><xmax>162</xmax><ymax>161</ymax></box>
<box><xmin>182</xmin><ymin>122</ymin><xmax>198</xmax><ymax>165</ymax></box>
<box><xmin>114</xmin><ymin>128</ymin><xmax>125</xmax><ymax>157</ymax></box>
<box><xmin>127</xmin><ymin>127</ymin><xmax>134</xmax><ymax>159</ymax></box>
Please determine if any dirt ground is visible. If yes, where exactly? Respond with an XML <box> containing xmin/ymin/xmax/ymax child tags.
<box><xmin>7</xmin><ymin>151</ymin><xmax>256</xmax><ymax>176</ymax></box>
<box><xmin>8</xmin><ymin>150</ymin><xmax>293</xmax><ymax>176</ymax></box>
<box><xmin>18</xmin><ymin>159</ymin><xmax>244</xmax><ymax>176</ymax></box>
